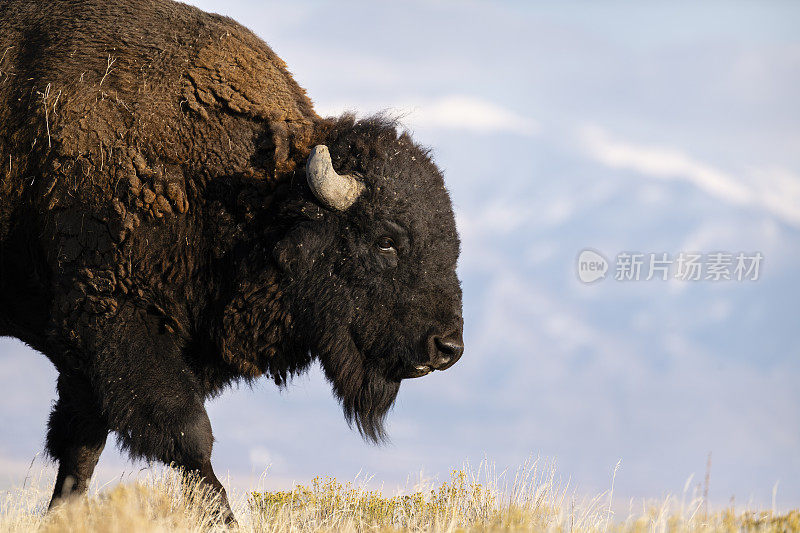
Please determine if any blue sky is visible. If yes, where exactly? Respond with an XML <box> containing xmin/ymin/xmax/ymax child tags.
<box><xmin>1</xmin><ymin>0</ymin><xmax>798</xmax><ymax>510</ymax></box>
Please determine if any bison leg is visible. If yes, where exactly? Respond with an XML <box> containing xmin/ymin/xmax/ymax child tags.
<box><xmin>46</xmin><ymin>373</ymin><xmax>108</xmax><ymax>508</ymax></box>
<box><xmin>123</xmin><ymin>401</ymin><xmax>235</xmax><ymax>524</ymax></box>
<box><xmin>167</xmin><ymin>408</ymin><xmax>236</xmax><ymax>525</ymax></box>
<box><xmin>91</xmin><ymin>308</ymin><xmax>235</xmax><ymax>523</ymax></box>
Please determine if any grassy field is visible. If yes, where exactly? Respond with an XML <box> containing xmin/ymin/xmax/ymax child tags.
<box><xmin>0</xmin><ymin>460</ymin><xmax>796</xmax><ymax>532</ymax></box>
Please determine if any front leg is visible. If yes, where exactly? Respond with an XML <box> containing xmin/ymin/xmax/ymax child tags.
<box><xmin>90</xmin><ymin>303</ymin><xmax>235</xmax><ymax>523</ymax></box>
<box><xmin>47</xmin><ymin>373</ymin><xmax>108</xmax><ymax>508</ymax></box>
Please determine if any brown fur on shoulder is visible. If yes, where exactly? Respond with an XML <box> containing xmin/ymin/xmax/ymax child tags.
<box><xmin>0</xmin><ymin>0</ymin><xmax>318</xmax><ymax>240</ymax></box>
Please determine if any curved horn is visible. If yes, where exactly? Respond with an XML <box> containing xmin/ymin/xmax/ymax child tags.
<box><xmin>306</xmin><ymin>145</ymin><xmax>364</xmax><ymax>211</ymax></box>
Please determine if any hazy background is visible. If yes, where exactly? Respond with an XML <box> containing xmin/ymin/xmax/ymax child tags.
<box><xmin>2</xmin><ymin>0</ymin><xmax>798</xmax><ymax>510</ymax></box>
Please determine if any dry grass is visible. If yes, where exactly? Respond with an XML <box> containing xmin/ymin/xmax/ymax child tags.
<box><xmin>0</xmin><ymin>459</ymin><xmax>796</xmax><ymax>532</ymax></box>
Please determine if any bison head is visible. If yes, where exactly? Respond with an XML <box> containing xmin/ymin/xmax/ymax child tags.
<box><xmin>273</xmin><ymin>115</ymin><xmax>463</xmax><ymax>442</ymax></box>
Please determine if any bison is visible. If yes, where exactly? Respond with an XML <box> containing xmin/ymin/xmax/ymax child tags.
<box><xmin>0</xmin><ymin>0</ymin><xmax>463</xmax><ymax>522</ymax></box>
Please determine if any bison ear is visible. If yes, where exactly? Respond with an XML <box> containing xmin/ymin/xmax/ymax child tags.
<box><xmin>272</xmin><ymin>222</ymin><xmax>328</xmax><ymax>276</ymax></box>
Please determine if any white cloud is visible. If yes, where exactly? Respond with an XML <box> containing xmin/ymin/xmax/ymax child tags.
<box><xmin>748</xmin><ymin>166</ymin><xmax>800</xmax><ymax>228</ymax></box>
<box><xmin>580</xmin><ymin>125</ymin><xmax>751</xmax><ymax>204</ymax></box>
<box><xmin>403</xmin><ymin>95</ymin><xmax>538</xmax><ymax>135</ymax></box>
<box><xmin>248</xmin><ymin>446</ymin><xmax>284</xmax><ymax>471</ymax></box>
<box><xmin>317</xmin><ymin>95</ymin><xmax>537</xmax><ymax>136</ymax></box>
<box><xmin>580</xmin><ymin>125</ymin><xmax>800</xmax><ymax>227</ymax></box>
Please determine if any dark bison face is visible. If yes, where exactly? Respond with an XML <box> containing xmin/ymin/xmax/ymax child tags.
<box><xmin>274</xmin><ymin>116</ymin><xmax>463</xmax><ymax>441</ymax></box>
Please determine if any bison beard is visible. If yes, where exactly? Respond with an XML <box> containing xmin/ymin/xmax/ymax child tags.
<box><xmin>0</xmin><ymin>0</ymin><xmax>464</xmax><ymax>524</ymax></box>
<box><xmin>327</xmin><ymin>358</ymin><xmax>401</xmax><ymax>444</ymax></box>
<box><xmin>317</xmin><ymin>328</ymin><xmax>402</xmax><ymax>443</ymax></box>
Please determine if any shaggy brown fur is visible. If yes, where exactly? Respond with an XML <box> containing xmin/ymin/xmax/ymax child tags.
<box><xmin>0</xmin><ymin>0</ymin><xmax>464</xmax><ymax>523</ymax></box>
<box><xmin>0</xmin><ymin>0</ymin><xmax>329</xmax><ymax>376</ymax></box>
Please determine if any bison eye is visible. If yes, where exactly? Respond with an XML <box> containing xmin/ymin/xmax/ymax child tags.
<box><xmin>377</xmin><ymin>236</ymin><xmax>396</xmax><ymax>253</ymax></box>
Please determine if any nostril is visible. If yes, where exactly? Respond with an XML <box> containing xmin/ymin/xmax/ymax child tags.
<box><xmin>431</xmin><ymin>335</ymin><xmax>464</xmax><ymax>370</ymax></box>
<box><xmin>434</xmin><ymin>337</ymin><xmax>463</xmax><ymax>359</ymax></box>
